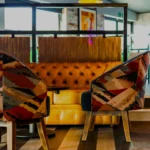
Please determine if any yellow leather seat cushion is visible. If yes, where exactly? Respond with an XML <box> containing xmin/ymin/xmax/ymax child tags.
<box><xmin>45</xmin><ymin>104</ymin><xmax>120</xmax><ymax>125</ymax></box>
<box><xmin>53</xmin><ymin>90</ymin><xmax>86</xmax><ymax>105</ymax></box>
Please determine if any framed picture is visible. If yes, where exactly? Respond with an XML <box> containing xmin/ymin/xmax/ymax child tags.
<box><xmin>79</xmin><ymin>8</ymin><xmax>97</xmax><ymax>31</ymax></box>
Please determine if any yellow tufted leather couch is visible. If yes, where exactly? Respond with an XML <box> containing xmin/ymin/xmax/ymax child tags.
<box><xmin>26</xmin><ymin>62</ymin><xmax>122</xmax><ymax>125</ymax></box>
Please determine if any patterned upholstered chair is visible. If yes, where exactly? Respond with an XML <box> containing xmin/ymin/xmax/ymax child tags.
<box><xmin>81</xmin><ymin>51</ymin><xmax>149</xmax><ymax>142</ymax></box>
<box><xmin>0</xmin><ymin>51</ymin><xmax>50</xmax><ymax>150</ymax></box>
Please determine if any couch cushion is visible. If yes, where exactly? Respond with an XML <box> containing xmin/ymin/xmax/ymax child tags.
<box><xmin>45</xmin><ymin>104</ymin><xmax>120</xmax><ymax>125</ymax></box>
<box><xmin>53</xmin><ymin>90</ymin><xmax>86</xmax><ymax>105</ymax></box>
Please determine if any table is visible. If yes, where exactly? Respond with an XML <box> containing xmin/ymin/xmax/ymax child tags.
<box><xmin>16</xmin><ymin>86</ymin><xmax>69</xmax><ymax>138</ymax></box>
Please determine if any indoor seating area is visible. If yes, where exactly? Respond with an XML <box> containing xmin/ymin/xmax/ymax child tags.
<box><xmin>0</xmin><ymin>0</ymin><xmax>150</xmax><ymax>150</ymax></box>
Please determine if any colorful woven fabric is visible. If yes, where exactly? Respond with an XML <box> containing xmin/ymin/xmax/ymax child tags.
<box><xmin>91</xmin><ymin>52</ymin><xmax>149</xmax><ymax>111</ymax></box>
<box><xmin>0</xmin><ymin>51</ymin><xmax>48</xmax><ymax>121</ymax></box>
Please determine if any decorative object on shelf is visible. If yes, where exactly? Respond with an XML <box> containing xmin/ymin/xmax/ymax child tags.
<box><xmin>62</xmin><ymin>8</ymin><xmax>78</xmax><ymax>31</ymax></box>
<box><xmin>67</xmin><ymin>8</ymin><xmax>78</xmax><ymax>30</ymax></box>
<box><xmin>97</xmin><ymin>14</ymin><xmax>104</xmax><ymax>31</ymax></box>
<box><xmin>79</xmin><ymin>8</ymin><xmax>97</xmax><ymax>45</ymax></box>
<box><xmin>79</xmin><ymin>0</ymin><xmax>103</xmax><ymax>3</ymax></box>
<box><xmin>80</xmin><ymin>8</ymin><xmax>96</xmax><ymax>31</ymax></box>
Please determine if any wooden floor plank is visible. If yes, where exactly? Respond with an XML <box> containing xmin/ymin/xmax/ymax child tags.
<box><xmin>128</xmin><ymin>122</ymin><xmax>150</xmax><ymax>150</ymax></box>
<box><xmin>58</xmin><ymin>127</ymin><xmax>82</xmax><ymax>150</ymax></box>
<box><xmin>39</xmin><ymin>125</ymin><xmax>70</xmax><ymax>150</ymax></box>
<box><xmin>1</xmin><ymin>124</ymin><xmax>150</xmax><ymax>150</ymax></box>
<box><xmin>78</xmin><ymin>126</ymin><xmax>98</xmax><ymax>150</ymax></box>
<box><xmin>19</xmin><ymin>139</ymin><xmax>41</xmax><ymax>150</ymax></box>
<box><xmin>96</xmin><ymin>127</ymin><xmax>116</xmax><ymax>150</ymax></box>
<box><xmin>113</xmin><ymin>122</ymin><xmax>131</xmax><ymax>150</ymax></box>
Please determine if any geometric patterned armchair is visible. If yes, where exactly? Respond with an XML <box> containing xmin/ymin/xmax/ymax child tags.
<box><xmin>81</xmin><ymin>51</ymin><xmax>149</xmax><ymax>142</ymax></box>
<box><xmin>0</xmin><ymin>51</ymin><xmax>50</xmax><ymax>150</ymax></box>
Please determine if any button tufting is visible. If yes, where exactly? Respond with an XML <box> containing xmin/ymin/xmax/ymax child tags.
<box><xmin>80</xmin><ymin>72</ymin><xmax>84</xmax><ymax>76</ymax></box>
<box><xmin>69</xmin><ymin>72</ymin><xmax>72</xmax><ymax>76</ymax></box>
<box><xmin>47</xmin><ymin>72</ymin><xmax>50</xmax><ymax>76</ymax></box>
<box><xmin>57</xmin><ymin>72</ymin><xmax>62</xmax><ymax>76</ymax></box>
<box><xmin>86</xmin><ymin>80</ymin><xmax>90</xmax><ymax>85</ymax></box>
<box><xmin>74</xmin><ymin>80</ymin><xmax>78</xmax><ymax>84</ymax></box>
<box><xmin>63</xmin><ymin>80</ymin><xmax>67</xmax><ymax>84</ymax></box>
<box><xmin>91</xmin><ymin>72</ymin><xmax>95</xmax><ymax>76</ymax></box>
<box><xmin>36</xmin><ymin>72</ymin><xmax>39</xmax><ymax>76</ymax></box>
<box><xmin>41</xmin><ymin>66</ymin><xmax>45</xmax><ymax>69</ymax></box>
<box><xmin>74</xmin><ymin>66</ymin><xmax>78</xmax><ymax>69</ymax></box>
<box><xmin>52</xmin><ymin>80</ymin><xmax>56</xmax><ymax>84</ymax></box>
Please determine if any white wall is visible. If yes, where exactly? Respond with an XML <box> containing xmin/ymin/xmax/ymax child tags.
<box><xmin>0</xmin><ymin>0</ymin><xmax>5</xmax><ymax>30</ymax></box>
<box><xmin>134</xmin><ymin>13</ymin><xmax>150</xmax><ymax>34</ymax></box>
<box><xmin>133</xmin><ymin>13</ymin><xmax>150</xmax><ymax>49</ymax></box>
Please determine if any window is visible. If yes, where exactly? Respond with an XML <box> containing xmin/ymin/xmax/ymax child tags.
<box><xmin>104</xmin><ymin>19</ymin><xmax>116</xmax><ymax>36</ymax></box>
<box><xmin>36</xmin><ymin>9</ymin><xmax>59</xmax><ymax>31</ymax></box>
<box><xmin>5</xmin><ymin>8</ymin><xmax>32</xmax><ymax>30</ymax></box>
<box><xmin>118</xmin><ymin>22</ymin><xmax>132</xmax><ymax>47</ymax></box>
<box><xmin>118</xmin><ymin>22</ymin><xmax>131</xmax><ymax>35</ymax></box>
<box><xmin>5</xmin><ymin>8</ymin><xmax>59</xmax><ymax>31</ymax></box>
<box><xmin>104</xmin><ymin>19</ymin><xmax>116</xmax><ymax>31</ymax></box>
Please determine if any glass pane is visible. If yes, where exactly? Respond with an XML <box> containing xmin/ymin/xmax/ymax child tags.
<box><xmin>36</xmin><ymin>10</ymin><xmax>59</xmax><ymax>31</ymax></box>
<box><xmin>5</xmin><ymin>8</ymin><xmax>32</xmax><ymax>30</ymax></box>
<box><xmin>104</xmin><ymin>19</ymin><xmax>116</xmax><ymax>36</ymax></box>
<box><xmin>104</xmin><ymin>19</ymin><xmax>116</xmax><ymax>31</ymax></box>
<box><xmin>118</xmin><ymin>22</ymin><xmax>131</xmax><ymax>35</ymax></box>
<box><xmin>127</xmin><ymin>23</ymin><xmax>131</xmax><ymax>35</ymax></box>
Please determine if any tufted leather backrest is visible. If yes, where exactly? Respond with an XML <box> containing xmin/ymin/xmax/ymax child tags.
<box><xmin>26</xmin><ymin>62</ymin><xmax>122</xmax><ymax>90</ymax></box>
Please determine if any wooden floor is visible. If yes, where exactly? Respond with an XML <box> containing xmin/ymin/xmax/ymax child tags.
<box><xmin>0</xmin><ymin>122</ymin><xmax>150</xmax><ymax>150</ymax></box>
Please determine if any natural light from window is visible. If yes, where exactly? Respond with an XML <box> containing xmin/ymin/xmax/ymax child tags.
<box><xmin>5</xmin><ymin>8</ymin><xmax>59</xmax><ymax>31</ymax></box>
<box><xmin>5</xmin><ymin>8</ymin><xmax>32</xmax><ymax>30</ymax></box>
<box><xmin>36</xmin><ymin>9</ymin><xmax>59</xmax><ymax>30</ymax></box>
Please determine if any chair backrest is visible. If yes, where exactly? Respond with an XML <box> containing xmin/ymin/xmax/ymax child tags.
<box><xmin>0</xmin><ymin>51</ymin><xmax>48</xmax><ymax>121</ymax></box>
<box><xmin>91</xmin><ymin>51</ymin><xmax>149</xmax><ymax>111</ymax></box>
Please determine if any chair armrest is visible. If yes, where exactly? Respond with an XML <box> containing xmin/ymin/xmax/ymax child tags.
<box><xmin>81</xmin><ymin>90</ymin><xmax>91</xmax><ymax>111</ymax></box>
<box><xmin>46</xmin><ymin>96</ymin><xmax>50</xmax><ymax>116</ymax></box>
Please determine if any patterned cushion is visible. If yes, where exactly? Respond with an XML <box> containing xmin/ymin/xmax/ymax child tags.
<box><xmin>91</xmin><ymin>52</ymin><xmax>149</xmax><ymax>111</ymax></box>
<box><xmin>0</xmin><ymin>51</ymin><xmax>48</xmax><ymax>121</ymax></box>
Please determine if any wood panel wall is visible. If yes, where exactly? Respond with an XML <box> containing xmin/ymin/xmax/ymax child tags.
<box><xmin>39</xmin><ymin>37</ymin><xmax>121</xmax><ymax>62</ymax></box>
<box><xmin>0</xmin><ymin>37</ymin><xmax>30</xmax><ymax>63</ymax></box>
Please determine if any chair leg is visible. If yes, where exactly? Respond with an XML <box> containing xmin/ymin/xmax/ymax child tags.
<box><xmin>89</xmin><ymin>115</ymin><xmax>95</xmax><ymax>131</ymax></box>
<box><xmin>121</xmin><ymin>111</ymin><xmax>131</xmax><ymax>142</ymax></box>
<box><xmin>82</xmin><ymin>111</ymin><xmax>93</xmax><ymax>141</ymax></box>
<box><xmin>36</xmin><ymin>118</ymin><xmax>50</xmax><ymax>150</ymax></box>
<box><xmin>7</xmin><ymin>121</ymin><xmax>16</xmax><ymax>150</ymax></box>
<box><xmin>129</xmin><ymin>120</ymin><xmax>133</xmax><ymax>133</ymax></box>
<box><xmin>0</xmin><ymin>127</ymin><xmax>1</xmax><ymax>143</ymax></box>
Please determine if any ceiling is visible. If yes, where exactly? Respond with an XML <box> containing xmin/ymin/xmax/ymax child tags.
<box><xmin>110</xmin><ymin>0</ymin><xmax>150</xmax><ymax>13</ymax></box>
<box><xmin>28</xmin><ymin>0</ymin><xmax>150</xmax><ymax>14</ymax></box>
<box><xmin>9</xmin><ymin>0</ymin><xmax>150</xmax><ymax>14</ymax></box>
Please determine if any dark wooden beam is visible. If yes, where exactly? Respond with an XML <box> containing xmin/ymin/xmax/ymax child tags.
<box><xmin>0</xmin><ymin>30</ymin><xmax>124</xmax><ymax>35</ymax></box>
<box><xmin>0</xmin><ymin>3</ymin><xmax>128</xmax><ymax>8</ymax></box>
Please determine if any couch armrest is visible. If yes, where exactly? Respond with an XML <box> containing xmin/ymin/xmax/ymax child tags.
<box><xmin>81</xmin><ymin>90</ymin><xmax>91</xmax><ymax>111</ymax></box>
